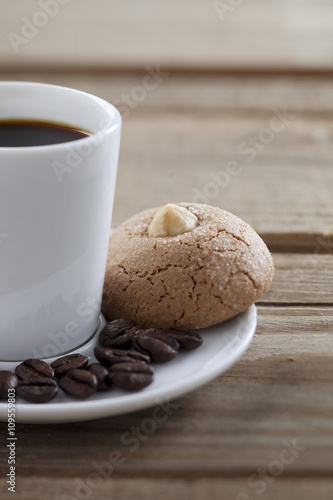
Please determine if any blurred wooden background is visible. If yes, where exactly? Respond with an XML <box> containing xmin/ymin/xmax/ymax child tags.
<box><xmin>0</xmin><ymin>1</ymin><xmax>333</xmax><ymax>499</ymax></box>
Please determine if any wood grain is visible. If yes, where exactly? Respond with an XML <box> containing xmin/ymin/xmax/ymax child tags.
<box><xmin>1</xmin><ymin>477</ymin><xmax>333</xmax><ymax>500</ymax></box>
<box><xmin>1</xmin><ymin>73</ymin><xmax>332</xmax><ymax>247</ymax></box>
<box><xmin>3</xmin><ymin>73</ymin><xmax>333</xmax><ymax>115</ymax></box>
<box><xmin>260</xmin><ymin>254</ymin><xmax>333</xmax><ymax>305</ymax></box>
<box><xmin>0</xmin><ymin>0</ymin><xmax>332</xmax><ymax>71</ymax></box>
<box><xmin>114</xmin><ymin>114</ymin><xmax>333</xmax><ymax>242</ymax></box>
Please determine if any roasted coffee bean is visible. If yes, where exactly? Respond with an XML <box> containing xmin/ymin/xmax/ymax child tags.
<box><xmin>108</xmin><ymin>362</ymin><xmax>154</xmax><ymax>391</ymax></box>
<box><xmin>94</xmin><ymin>346</ymin><xmax>150</xmax><ymax>367</ymax></box>
<box><xmin>51</xmin><ymin>353</ymin><xmax>88</xmax><ymax>378</ymax></box>
<box><xmin>15</xmin><ymin>358</ymin><xmax>54</xmax><ymax>382</ymax></box>
<box><xmin>59</xmin><ymin>369</ymin><xmax>98</xmax><ymax>398</ymax></box>
<box><xmin>164</xmin><ymin>329</ymin><xmax>203</xmax><ymax>351</ymax></box>
<box><xmin>16</xmin><ymin>378</ymin><xmax>58</xmax><ymax>403</ymax></box>
<box><xmin>99</xmin><ymin>319</ymin><xmax>137</xmax><ymax>349</ymax></box>
<box><xmin>132</xmin><ymin>329</ymin><xmax>179</xmax><ymax>363</ymax></box>
<box><xmin>0</xmin><ymin>371</ymin><xmax>19</xmax><ymax>399</ymax></box>
<box><xmin>87</xmin><ymin>363</ymin><xmax>111</xmax><ymax>391</ymax></box>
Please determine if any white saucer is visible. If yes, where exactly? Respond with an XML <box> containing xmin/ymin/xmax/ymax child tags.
<box><xmin>0</xmin><ymin>306</ymin><xmax>257</xmax><ymax>424</ymax></box>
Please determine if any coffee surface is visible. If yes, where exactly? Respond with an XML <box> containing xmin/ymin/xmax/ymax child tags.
<box><xmin>0</xmin><ymin>119</ymin><xmax>90</xmax><ymax>147</ymax></box>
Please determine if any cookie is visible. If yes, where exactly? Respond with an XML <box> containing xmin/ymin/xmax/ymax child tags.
<box><xmin>102</xmin><ymin>203</ymin><xmax>274</xmax><ymax>329</ymax></box>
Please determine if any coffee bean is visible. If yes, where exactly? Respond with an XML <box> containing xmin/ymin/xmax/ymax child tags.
<box><xmin>8</xmin><ymin>316</ymin><xmax>204</xmax><ymax>403</ymax></box>
<box><xmin>51</xmin><ymin>353</ymin><xmax>88</xmax><ymax>378</ymax></box>
<box><xmin>59</xmin><ymin>369</ymin><xmax>98</xmax><ymax>398</ymax></box>
<box><xmin>0</xmin><ymin>371</ymin><xmax>19</xmax><ymax>399</ymax></box>
<box><xmin>99</xmin><ymin>319</ymin><xmax>137</xmax><ymax>349</ymax></box>
<box><xmin>108</xmin><ymin>362</ymin><xmax>154</xmax><ymax>391</ymax></box>
<box><xmin>132</xmin><ymin>329</ymin><xmax>179</xmax><ymax>363</ymax></box>
<box><xmin>87</xmin><ymin>363</ymin><xmax>111</xmax><ymax>391</ymax></box>
<box><xmin>15</xmin><ymin>358</ymin><xmax>54</xmax><ymax>382</ymax></box>
<box><xmin>94</xmin><ymin>346</ymin><xmax>150</xmax><ymax>367</ymax></box>
<box><xmin>17</xmin><ymin>378</ymin><xmax>58</xmax><ymax>403</ymax></box>
<box><xmin>164</xmin><ymin>329</ymin><xmax>203</xmax><ymax>350</ymax></box>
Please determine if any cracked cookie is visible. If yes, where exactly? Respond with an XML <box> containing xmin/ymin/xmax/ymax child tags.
<box><xmin>102</xmin><ymin>203</ymin><xmax>274</xmax><ymax>329</ymax></box>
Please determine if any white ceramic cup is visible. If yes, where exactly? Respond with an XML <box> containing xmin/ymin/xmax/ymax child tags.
<box><xmin>0</xmin><ymin>81</ymin><xmax>121</xmax><ymax>361</ymax></box>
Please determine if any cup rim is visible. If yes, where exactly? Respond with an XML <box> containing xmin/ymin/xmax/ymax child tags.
<box><xmin>0</xmin><ymin>81</ymin><xmax>121</xmax><ymax>153</ymax></box>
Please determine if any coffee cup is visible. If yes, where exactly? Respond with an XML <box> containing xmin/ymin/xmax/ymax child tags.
<box><xmin>0</xmin><ymin>81</ymin><xmax>121</xmax><ymax>361</ymax></box>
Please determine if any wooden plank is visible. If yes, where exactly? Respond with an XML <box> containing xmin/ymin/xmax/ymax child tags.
<box><xmin>2</xmin><ymin>73</ymin><xmax>333</xmax><ymax>115</ymax></box>
<box><xmin>238</xmin><ymin>305</ymin><xmax>333</xmax><ymax>365</ymax></box>
<box><xmin>0</xmin><ymin>307</ymin><xmax>332</xmax><ymax>481</ymax></box>
<box><xmin>113</xmin><ymin>115</ymin><xmax>333</xmax><ymax>243</ymax></box>
<box><xmin>0</xmin><ymin>0</ymin><xmax>333</xmax><ymax>71</ymax></box>
<box><xmin>1</xmin><ymin>74</ymin><xmax>332</xmax><ymax>247</ymax></box>
<box><xmin>1</xmin><ymin>477</ymin><xmax>333</xmax><ymax>500</ymax></box>
<box><xmin>260</xmin><ymin>254</ymin><xmax>333</xmax><ymax>305</ymax></box>
<box><xmin>0</xmin><ymin>73</ymin><xmax>332</xmax><ymax>246</ymax></box>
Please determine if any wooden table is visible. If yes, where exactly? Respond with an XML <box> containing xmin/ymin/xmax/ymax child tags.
<box><xmin>1</xmin><ymin>1</ymin><xmax>333</xmax><ymax>498</ymax></box>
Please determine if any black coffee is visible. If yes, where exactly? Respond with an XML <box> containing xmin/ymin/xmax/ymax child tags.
<box><xmin>0</xmin><ymin>119</ymin><xmax>90</xmax><ymax>147</ymax></box>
